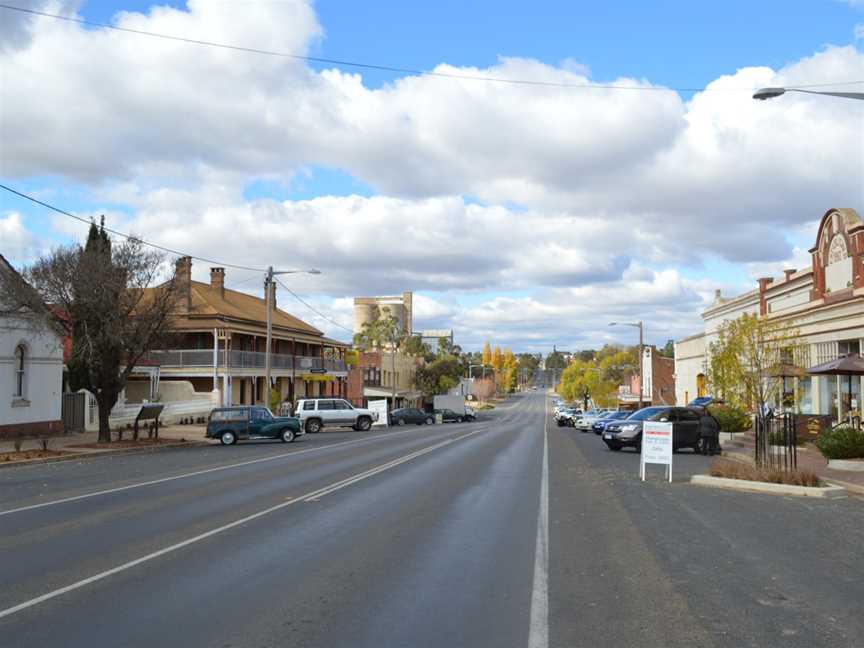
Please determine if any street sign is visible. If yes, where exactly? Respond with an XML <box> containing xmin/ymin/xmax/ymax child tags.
<box><xmin>368</xmin><ymin>399</ymin><xmax>389</xmax><ymax>427</ymax></box>
<box><xmin>640</xmin><ymin>421</ymin><xmax>673</xmax><ymax>482</ymax></box>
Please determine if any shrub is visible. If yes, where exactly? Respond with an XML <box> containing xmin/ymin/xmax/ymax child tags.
<box><xmin>709</xmin><ymin>458</ymin><xmax>822</xmax><ymax>487</ymax></box>
<box><xmin>814</xmin><ymin>425</ymin><xmax>864</xmax><ymax>460</ymax></box>
<box><xmin>709</xmin><ymin>405</ymin><xmax>751</xmax><ymax>433</ymax></box>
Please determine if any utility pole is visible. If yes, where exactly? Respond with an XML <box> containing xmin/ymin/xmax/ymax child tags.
<box><xmin>264</xmin><ymin>266</ymin><xmax>321</xmax><ymax>410</ymax></box>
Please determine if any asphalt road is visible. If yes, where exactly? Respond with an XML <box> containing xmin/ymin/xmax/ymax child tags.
<box><xmin>1</xmin><ymin>392</ymin><xmax>862</xmax><ymax>647</ymax></box>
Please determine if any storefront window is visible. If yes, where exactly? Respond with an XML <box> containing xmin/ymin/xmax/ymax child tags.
<box><xmin>782</xmin><ymin>377</ymin><xmax>795</xmax><ymax>408</ymax></box>
<box><xmin>839</xmin><ymin>375</ymin><xmax>861</xmax><ymax>422</ymax></box>
<box><xmin>796</xmin><ymin>377</ymin><xmax>812</xmax><ymax>414</ymax></box>
<box><xmin>819</xmin><ymin>376</ymin><xmax>839</xmax><ymax>421</ymax></box>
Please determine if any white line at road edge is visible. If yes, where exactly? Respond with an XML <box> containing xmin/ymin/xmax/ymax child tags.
<box><xmin>0</xmin><ymin>425</ymin><xmax>468</xmax><ymax>517</ymax></box>
<box><xmin>528</xmin><ymin>395</ymin><xmax>550</xmax><ymax>648</ymax></box>
<box><xmin>0</xmin><ymin>428</ymin><xmax>484</xmax><ymax>621</ymax></box>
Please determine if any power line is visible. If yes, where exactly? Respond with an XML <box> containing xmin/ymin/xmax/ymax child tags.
<box><xmin>0</xmin><ymin>182</ymin><xmax>266</xmax><ymax>272</ymax></box>
<box><xmin>2</xmin><ymin>3</ymin><xmax>860</xmax><ymax>93</ymax></box>
<box><xmin>275</xmin><ymin>276</ymin><xmax>353</xmax><ymax>333</ymax></box>
<box><xmin>1</xmin><ymin>181</ymin><xmax>353</xmax><ymax>333</ymax></box>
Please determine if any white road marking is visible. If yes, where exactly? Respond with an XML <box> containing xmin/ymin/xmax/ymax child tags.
<box><xmin>529</xmin><ymin>395</ymin><xmax>550</xmax><ymax>648</ymax></box>
<box><xmin>0</xmin><ymin>428</ymin><xmax>484</xmax><ymax>620</ymax></box>
<box><xmin>0</xmin><ymin>426</ymin><xmax>454</xmax><ymax>517</ymax></box>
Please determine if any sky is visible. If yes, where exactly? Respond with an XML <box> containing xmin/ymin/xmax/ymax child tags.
<box><xmin>1</xmin><ymin>0</ymin><xmax>863</xmax><ymax>353</ymax></box>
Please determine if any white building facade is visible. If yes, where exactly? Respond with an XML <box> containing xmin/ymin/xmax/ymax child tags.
<box><xmin>675</xmin><ymin>208</ymin><xmax>864</xmax><ymax>423</ymax></box>
<box><xmin>1</xmin><ymin>256</ymin><xmax>64</xmax><ymax>438</ymax></box>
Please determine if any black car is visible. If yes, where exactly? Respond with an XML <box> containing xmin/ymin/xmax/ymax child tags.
<box><xmin>435</xmin><ymin>408</ymin><xmax>466</xmax><ymax>423</ymax></box>
<box><xmin>206</xmin><ymin>406</ymin><xmax>303</xmax><ymax>445</ymax></box>
<box><xmin>591</xmin><ymin>410</ymin><xmax>631</xmax><ymax>435</ymax></box>
<box><xmin>602</xmin><ymin>406</ymin><xmax>703</xmax><ymax>453</ymax></box>
<box><xmin>391</xmin><ymin>407</ymin><xmax>435</xmax><ymax>426</ymax></box>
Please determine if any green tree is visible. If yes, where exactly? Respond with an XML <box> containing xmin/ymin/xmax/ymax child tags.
<box><xmin>658</xmin><ymin>339</ymin><xmax>675</xmax><ymax>359</ymax></box>
<box><xmin>414</xmin><ymin>355</ymin><xmax>463</xmax><ymax>398</ymax></box>
<box><xmin>707</xmin><ymin>313</ymin><xmax>803</xmax><ymax>413</ymax></box>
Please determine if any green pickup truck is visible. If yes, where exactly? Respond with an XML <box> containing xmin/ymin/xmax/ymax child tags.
<box><xmin>206</xmin><ymin>406</ymin><xmax>303</xmax><ymax>445</ymax></box>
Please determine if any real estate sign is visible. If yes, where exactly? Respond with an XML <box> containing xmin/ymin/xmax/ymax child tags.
<box><xmin>368</xmin><ymin>399</ymin><xmax>389</xmax><ymax>427</ymax></box>
<box><xmin>640</xmin><ymin>421</ymin><xmax>673</xmax><ymax>482</ymax></box>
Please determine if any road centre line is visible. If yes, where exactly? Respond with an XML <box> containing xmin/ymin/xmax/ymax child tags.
<box><xmin>528</xmin><ymin>395</ymin><xmax>550</xmax><ymax>648</ymax></box>
<box><xmin>0</xmin><ymin>424</ymin><xmax>482</xmax><ymax>518</ymax></box>
<box><xmin>0</xmin><ymin>428</ymin><xmax>485</xmax><ymax>621</ymax></box>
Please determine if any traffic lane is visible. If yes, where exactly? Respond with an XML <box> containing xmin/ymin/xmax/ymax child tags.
<box><xmin>0</xmin><ymin>425</ymin><xmax>449</xmax><ymax>510</ymax></box>
<box><xmin>0</xmin><ymin>419</ymin><xmax>503</xmax><ymax>610</ymax></box>
<box><xmin>0</xmin><ymin>408</ymin><xmax>543</xmax><ymax>647</ymax></box>
<box><xmin>558</xmin><ymin>421</ymin><xmax>864</xmax><ymax>647</ymax></box>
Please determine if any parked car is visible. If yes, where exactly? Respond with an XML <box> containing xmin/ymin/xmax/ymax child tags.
<box><xmin>575</xmin><ymin>409</ymin><xmax>612</xmax><ymax>432</ymax></box>
<box><xmin>602</xmin><ymin>406</ymin><xmax>703</xmax><ymax>452</ymax></box>
<box><xmin>391</xmin><ymin>407</ymin><xmax>435</xmax><ymax>426</ymax></box>
<box><xmin>295</xmin><ymin>398</ymin><xmax>378</xmax><ymax>433</ymax></box>
<box><xmin>206</xmin><ymin>406</ymin><xmax>303</xmax><ymax>446</ymax></box>
<box><xmin>688</xmin><ymin>396</ymin><xmax>718</xmax><ymax>407</ymax></box>
<box><xmin>591</xmin><ymin>410</ymin><xmax>631</xmax><ymax>435</ymax></box>
<box><xmin>435</xmin><ymin>408</ymin><xmax>466</xmax><ymax>423</ymax></box>
<box><xmin>557</xmin><ymin>407</ymin><xmax>582</xmax><ymax>427</ymax></box>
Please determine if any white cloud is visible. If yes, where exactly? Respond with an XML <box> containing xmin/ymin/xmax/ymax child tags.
<box><xmin>2</xmin><ymin>1</ymin><xmax>861</xmax><ymax>349</ymax></box>
<box><xmin>0</xmin><ymin>212</ymin><xmax>41</xmax><ymax>264</ymax></box>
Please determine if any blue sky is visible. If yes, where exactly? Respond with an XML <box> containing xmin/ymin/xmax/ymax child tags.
<box><xmin>1</xmin><ymin>1</ymin><xmax>862</xmax><ymax>351</ymax></box>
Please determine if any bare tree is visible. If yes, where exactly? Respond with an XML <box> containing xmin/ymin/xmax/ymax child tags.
<box><xmin>2</xmin><ymin>219</ymin><xmax>177</xmax><ymax>442</ymax></box>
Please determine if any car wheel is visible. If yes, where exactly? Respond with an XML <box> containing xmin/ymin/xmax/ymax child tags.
<box><xmin>425</xmin><ymin>417</ymin><xmax>434</xmax><ymax>425</ymax></box>
<box><xmin>220</xmin><ymin>431</ymin><xmax>236</xmax><ymax>446</ymax></box>
<box><xmin>281</xmin><ymin>429</ymin><xmax>295</xmax><ymax>443</ymax></box>
<box><xmin>356</xmin><ymin>417</ymin><xmax>372</xmax><ymax>431</ymax></box>
<box><xmin>456</xmin><ymin>416</ymin><xmax>464</xmax><ymax>423</ymax></box>
<box><xmin>305</xmin><ymin>419</ymin><xmax>322</xmax><ymax>434</ymax></box>
<box><xmin>397</xmin><ymin>418</ymin><xmax>406</xmax><ymax>426</ymax></box>
<box><xmin>557</xmin><ymin>420</ymin><xmax>565</xmax><ymax>427</ymax></box>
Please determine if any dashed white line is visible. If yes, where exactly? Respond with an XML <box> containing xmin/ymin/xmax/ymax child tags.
<box><xmin>0</xmin><ymin>428</ymin><xmax>484</xmax><ymax>620</ymax></box>
<box><xmin>0</xmin><ymin>426</ymin><xmax>462</xmax><ymax>517</ymax></box>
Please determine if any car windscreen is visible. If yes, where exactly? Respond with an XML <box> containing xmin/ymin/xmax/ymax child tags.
<box><xmin>627</xmin><ymin>407</ymin><xmax>666</xmax><ymax>421</ymax></box>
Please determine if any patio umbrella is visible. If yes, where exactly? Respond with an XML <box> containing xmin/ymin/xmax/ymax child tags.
<box><xmin>806</xmin><ymin>353</ymin><xmax>864</xmax><ymax>424</ymax></box>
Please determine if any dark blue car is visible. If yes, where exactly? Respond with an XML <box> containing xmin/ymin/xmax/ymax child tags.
<box><xmin>591</xmin><ymin>410</ymin><xmax>631</xmax><ymax>435</ymax></box>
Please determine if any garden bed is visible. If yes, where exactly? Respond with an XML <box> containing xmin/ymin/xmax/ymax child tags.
<box><xmin>691</xmin><ymin>458</ymin><xmax>845</xmax><ymax>498</ymax></box>
<box><xmin>709</xmin><ymin>458</ymin><xmax>822</xmax><ymax>486</ymax></box>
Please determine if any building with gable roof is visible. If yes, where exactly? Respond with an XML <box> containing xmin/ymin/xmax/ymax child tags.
<box><xmin>675</xmin><ymin>208</ymin><xmax>864</xmax><ymax>423</ymax></box>
<box><xmin>144</xmin><ymin>257</ymin><xmax>349</xmax><ymax>409</ymax></box>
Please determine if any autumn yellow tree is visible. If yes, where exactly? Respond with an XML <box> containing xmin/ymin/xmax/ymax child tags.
<box><xmin>492</xmin><ymin>345</ymin><xmax>504</xmax><ymax>372</ymax></box>
<box><xmin>482</xmin><ymin>341</ymin><xmax>492</xmax><ymax>366</ymax></box>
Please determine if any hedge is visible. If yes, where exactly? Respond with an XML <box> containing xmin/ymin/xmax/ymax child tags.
<box><xmin>814</xmin><ymin>425</ymin><xmax>864</xmax><ymax>460</ymax></box>
<box><xmin>709</xmin><ymin>405</ymin><xmax>751</xmax><ymax>433</ymax></box>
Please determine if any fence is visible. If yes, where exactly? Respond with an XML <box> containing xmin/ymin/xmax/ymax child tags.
<box><xmin>61</xmin><ymin>392</ymin><xmax>85</xmax><ymax>432</ymax></box>
<box><xmin>147</xmin><ymin>350</ymin><xmax>346</xmax><ymax>372</ymax></box>
<box><xmin>754</xmin><ymin>413</ymin><xmax>798</xmax><ymax>472</ymax></box>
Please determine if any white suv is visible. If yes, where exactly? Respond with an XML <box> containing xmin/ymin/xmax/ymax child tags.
<box><xmin>295</xmin><ymin>398</ymin><xmax>378</xmax><ymax>433</ymax></box>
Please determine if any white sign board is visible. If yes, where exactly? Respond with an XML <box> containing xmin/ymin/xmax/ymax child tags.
<box><xmin>640</xmin><ymin>421</ymin><xmax>673</xmax><ymax>482</ymax></box>
<box><xmin>368</xmin><ymin>399</ymin><xmax>389</xmax><ymax>427</ymax></box>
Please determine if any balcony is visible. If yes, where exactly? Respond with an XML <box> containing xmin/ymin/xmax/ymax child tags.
<box><xmin>147</xmin><ymin>350</ymin><xmax>347</xmax><ymax>372</ymax></box>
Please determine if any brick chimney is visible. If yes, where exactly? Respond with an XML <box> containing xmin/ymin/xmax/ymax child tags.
<box><xmin>210</xmin><ymin>267</ymin><xmax>225</xmax><ymax>298</ymax></box>
<box><xmin>175</xmin><ymin>256</ymin><xmax>192</xmax><ymax>311</ymax></box>
<box><xmin>783</xmin><ymin>268</ymin><xmax>796</xmax><ymax>281</ymax></box>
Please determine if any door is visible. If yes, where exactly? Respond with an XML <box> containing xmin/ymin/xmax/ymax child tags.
<box><xmin>316</xmin><ymin>399</ymin><xmax>337</xmax><ymax>424</ymax></box>
<box><xmin>673</xmin><ymin>408</ymin><xmax>700</xmax><ymax>448</ymax></box>
<box><xmin>248</xmin><ymin>407</ymin><xmax>273</xmax><ymax>438</ymax></box>
<box><xmin>333</xmin><ymin>399</ymin><xmax>356</xmax><ymax>424</ymax></box>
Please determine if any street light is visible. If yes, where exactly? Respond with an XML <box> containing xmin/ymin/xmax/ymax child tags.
<box><xmin>609</xmin><ymin>321</ymin><xmax>644</xmax><ymax>410</ymax></box>
<box><xmin>265</xmin><ymin>266</ymin><xmax>322</xmax><ymax>404</ymax></box>
<box><xmin>753</xmin><ymin>87</ymin><xmax>864</xmax><ymax>101</ymax></box>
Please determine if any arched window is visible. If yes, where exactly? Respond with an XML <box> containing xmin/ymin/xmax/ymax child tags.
<box><xmin>696</xmin><ymin>373</ymin><xmax>707</xmax><ymax>398</ymax></box>
<box><xmin>14</xmin><ymin>344</ymin><xmax>26</xmax><ymax>398</ymax></box>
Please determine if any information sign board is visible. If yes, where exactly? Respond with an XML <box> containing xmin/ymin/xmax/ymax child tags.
<box><xmin>640</xmin><ymin>421</ymin><xmax>673</xmax><ymax>482</ymax></box>
<box><xmin>368</xmin><ymin>399</ymin><xmax>389</xmax><ymax>427</ymax></box>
